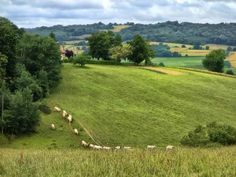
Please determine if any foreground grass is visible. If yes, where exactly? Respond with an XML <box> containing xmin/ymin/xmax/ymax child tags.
<box><xmin>0</xmin><ymin>147</ymin><xmax>235</xmax><ymax>177</ymax></box>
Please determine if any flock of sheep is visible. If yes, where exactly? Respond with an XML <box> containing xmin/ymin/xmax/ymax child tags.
<box><xmin>52</xmin><ymin>106</ymin><xmax>174</xmax><ymax>151</ymax></box>
<box><xmin>51</xmin><ymin>106</ymin><xmax>79</xmax><ymax>135</ymax></box>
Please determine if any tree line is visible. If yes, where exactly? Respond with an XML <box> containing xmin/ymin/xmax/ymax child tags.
<box><xmin>27</xmin><ymin>21</ymin><xmax>236</xmax><ymax>46</ymax></box>
<box><xmin>0</xmin><ymin>17</ymin><xmax>61</xmax><ymax>136</ymax></box>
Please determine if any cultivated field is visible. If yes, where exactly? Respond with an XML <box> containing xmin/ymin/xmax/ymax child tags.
<box><xmin>0</xmin><ymin>147</ymin><xmax>235</xmax><ymax>177</ymax></box>
<box><xmin>112</xmin><ymin>25</ymin><xmax>130</xmax><ymax>32</ymax></box>
<box><xmin>2</xmin><ymin>64</ymin><xmax>236</xmax><ymax>149</ymax></box>
<box><xmin>228</xmin><ymin>52</ymin><xmax>236</xmax><ymax>68</ymax></box>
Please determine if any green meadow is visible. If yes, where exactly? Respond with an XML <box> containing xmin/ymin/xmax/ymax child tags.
<box><xmin>2</xmin><ymin>64</ymin><xmax>236</xmax><ymax>149</ymax></box>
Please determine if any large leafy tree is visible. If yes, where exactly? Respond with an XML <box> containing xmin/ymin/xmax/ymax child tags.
<box><xmin>202</xmin><ymin>49</ymin><xmax>226</xmax><ymax>73</ymax></box>
<box><xmin>128</xmin><ymin>35</ymin><xmax>154</xmax><ymax>64</ymax></box>
<box><xmin>88</xmin><ymin>31</ymin><xmax>122</xmax><ymax>60</ymax></box>
<box><xmin>0</xmin><ymin>17</ymin><xmax>23</xmax><ymax>79</ymax></box>
<box><xmin>16</xmin><ymin>34</ymin><xmax>61</xmax><ymax>88</ymax></box>
<box><xmin>110</xmin><ymin>44</ymin><xmax>132</xmax><ymax>63</ymax></box>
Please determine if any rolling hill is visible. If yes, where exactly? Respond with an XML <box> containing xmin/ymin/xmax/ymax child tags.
<box><xmin>3</xmin><ymin>64</ymin><xmax>236</xmax><ymax>149</ymax></box>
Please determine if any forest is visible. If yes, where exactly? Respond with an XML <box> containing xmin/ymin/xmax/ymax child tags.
<box><xmin>27</xmin><ymin>21</ymin><xmax>236</xmax><ymax>45</ymax></box>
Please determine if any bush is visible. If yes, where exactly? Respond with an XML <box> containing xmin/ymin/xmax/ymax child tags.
<box><xmin>39</xmin><ymin>104</ymin><xmax>51</xmax><ymax>114</ymax></box>
<box><xmin>226</xmin><ymin>69</ymin><xmax>235</xmax><ymax>75</ymax></box>
<box><xmin>202</xmin><ymin>49</ymin><xmax>226</xmax><ymax>72</ymax></box>
<box><xmin>181</xmin><ymin>122</ymin><xmax>236</xmax><ymax>147</ymax></box>
<box><xmin>158</xmin><ymin>62</ymin><xmax>165</xmax><ymax>67</ymax></box>
<box><xmin>73</xmin><ymin>54</ymin><xmax>90</xmax><ymax>67</ymax></box>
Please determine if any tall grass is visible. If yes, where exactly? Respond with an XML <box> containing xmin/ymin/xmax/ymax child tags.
<box><xmin>0</xmin><ymin>147</ymin><xmax>235</xmax><ymax>177</ymax></box>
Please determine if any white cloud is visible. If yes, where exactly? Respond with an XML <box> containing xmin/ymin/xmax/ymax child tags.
<box><xmin>0</xmin><ymin>0</ymin><xmax>236</xmax><ymax>27</ymax></box>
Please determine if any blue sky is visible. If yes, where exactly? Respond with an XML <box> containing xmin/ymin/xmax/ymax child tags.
<box><xmin>1</xmin><ymin>0</ymin><xmax>236</xmax><ymax>28</ymax></box>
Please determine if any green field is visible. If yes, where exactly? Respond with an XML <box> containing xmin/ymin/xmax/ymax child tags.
<box><xmin>2</xmin><ymin>64</ymin><xmax>236</xmax><ymax>149</ymax></box>
<box><xmin>0</xmin><ymin>147</ymin><xmax>235</xmax><ymax>177</ymax></box>
<box><xmin>152</xmin><ymin>57</ymin><xmax>205</xmax><ymax>68</ymax></box>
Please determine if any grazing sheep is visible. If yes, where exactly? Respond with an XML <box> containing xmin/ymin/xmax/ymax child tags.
<box><xmin>74</xmin><ymin>128</ymin><xmax>79</xmax><ymax>135</ymax></box>
<box><xmin>94</xmin><ymin>145</ymin><xmax>103</xmax><ymax>150</ymax></box>
<box><xmin>62</xmin><ymin>110</ymin><xmax>67</xmax><ymax>118</ymax></box>
<box><xmin>124</xmin><ymin>146</ymin><xmax>131</xmax><ymax>150</ymax></box>
<box><xmin>115</xmin><ymin>146</ymin><xmax>121</xmax><ymax>150</ymax></box>
<box><xmin>166</xmin><ymin>145</ymin><xmax>174</xmax><ymax>150</ymax></box>
<box><xmin>81</xmin><ymin>140</ymin><xmax>89</xmax><ymax>147</ymax></box>
<box><xmin>67</xmin><ymin>114</ymin><xmax>73</xmax><ymax>123</ymax></box>
<box><xmin>51</xmin><ymin>124</ymin><xmax>55</xmax><ymax>130</ymax></box>
<box><xmin>54</xmin><ymin>106</ymin><xmax>61</xmax><ymax>112</ymax></box>
<box><xmin>147</xmin><ymin>145</ymin><xmax>156</xmax><ymax>149</ymax></box>
<box><xmin>89</xmin><ymin>144</ymin><xmax>95</xmax><ymax>148</ymax></box>
<box><xmin>102</xmin><ymin>146</ymin><xmax>111</xmax><ymax>150</ymax></box>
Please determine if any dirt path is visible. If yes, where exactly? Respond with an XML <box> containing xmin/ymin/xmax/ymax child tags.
<box><xmin>143</xmin><ymin>67</ymin><xmax>184</xmax><ymax>76</ymax></box>
<box><xmin>227</xmin><ymin>52</ymin><xmax>236</xmax><ymax>68</ymax></box>
<box><xmin>74</xmin><ymin>118</ymin><xmax>104</xmax><ymax>146</ymax></box>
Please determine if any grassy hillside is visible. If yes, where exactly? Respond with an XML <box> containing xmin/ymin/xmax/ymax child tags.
<box><xmin>0</xmin><ymin>147</ymin><xmax>235</xmax><ymax>177</ymax></box>
<box><xmin>3</xmin><ymin>64</ymin><xmax>236</xmax><ymax>149</ymax></box>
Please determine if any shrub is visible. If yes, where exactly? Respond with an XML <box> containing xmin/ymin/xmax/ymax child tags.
<box><xmin>39</xmin><ymin>104</ymin><xmax>51</xmax><ymax>114</ymax></box>
<box><xmin>202</xmin><ymin>49</ymin><xmax>226</xmax><ymax>73</ymax></box>
<box><xmin>158</xmin><ymin>62</ymin><xmax>165</xmax><ymax>67</ymax></box>
<box><xmin>73</xmin><ymin>54</ymin><xmax>90</xmax><ymax>67</ymax></box>
<box><xmin>181</xmin><ymin>122</ymin><xmax>236</xmax><ymax>147</ymax></box>
<box><xmin>226</xmin><ymin>69</ymin><xmax>235</xmax><ymax>75</ymax></box>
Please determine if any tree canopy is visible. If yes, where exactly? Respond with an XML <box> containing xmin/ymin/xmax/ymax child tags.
<box><xmin>88</xmin><ymin>31</ymin><xmax>122</xmax><ymax>60</ymax></box>
<box><xmin>128</xmin><ymin>35</ymin><xmax>154</xmax><ymax>64</ymax></box>
<box><xmin>202</xmin><ymin>49</ymin><xmax>226</xmax><ymax>73</ymax></box>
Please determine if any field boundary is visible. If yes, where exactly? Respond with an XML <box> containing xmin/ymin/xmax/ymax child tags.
<box><xmin>179</xmin><ymin>67</ymin><xmax>236</xmax><ymax>78</ymax></box>
<box><xmin>142</xmin><ymin>67</ymin><xmax>184</xmax><ymax>76</ymax></box>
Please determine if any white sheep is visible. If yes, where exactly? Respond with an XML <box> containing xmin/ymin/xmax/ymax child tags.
<box><xmin>51</xmin><ymin>124</ymin><xmax>55</xmax><ymax>130</ymax></box>
<box><xmin>147</xmin><ymin>145</ymin><xmax>156</xmax><ymax>149</ymax></box>
<box><xmin>94</xmin><ymin>145</ymin><xmax>103</xmax><ymax>150</ymax></box>
<box><xmin>67</xmin><ymin>114</ymin><xmax>73</xmax><ymax>123</ymax></box>
<box><xmin>124</xmin><ymin>146</ymin><xmax>132</xmax><ymax>150</ymax></box>
<box><xmin>89</xmin><ymin>144</ymin><xmax>95</xmax><ymax>148</ymax></box>
<box><xmin>166</xmin><ymin>145</ymin><xmax>174</xmax><ymax>150</ymax></box>
<box><xmin>115</xmin><ymin>146</ymin><xmax>121</xmax><ymax>150</ymax></box>
<box><xmin>81</xmin><ymin>140</ymin><xmax>89</xmax><ymax>147</ymax></box>
<box><xmin>54</xmin><ymin>106</ymin><xmax>61</xmax><ymax>112</ymax></box>
<box><xmin>102</xmin><ymin>146</ymin><xmax>111</xmax><ymax>150</ymax></box>
<box><xmin>74</xmin><ymin>128</ymin><xmax>79</xmax><ymax>135</ymax></box>
<box><xmin>62</xmin><ymin>110</ymin><xmax>67</xmax><ymax>118</ymax></box>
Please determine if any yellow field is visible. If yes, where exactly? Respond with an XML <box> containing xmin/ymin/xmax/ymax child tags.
<box><xmin>61</xmin><ymin>45</ymin><xmax>84</xmax><ymax>55</ymax></box>
<box><xmin>112</xmin><ymin>25</ymin><xmax>130</xmax><ymax>32</ymax></box>
<box><xmin>150</xmin><ymin>42</ymin><xmax>233</xmax><ymax>57</ymax></box>
<box><xmin>228</xmin><ymin>52</ymin><xmax>236</xmax><ymax>68</ymax></box>
<box><xmin>171</xmin><ymin>48</ymin><xmax>210</xmax><ymax>56</ymax></box>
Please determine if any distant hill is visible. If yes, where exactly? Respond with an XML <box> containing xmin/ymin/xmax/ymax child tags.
<box><xmin>26</xmin><ymin>21</ymin><xmax>236</xmax><ymax>45</ymax></box>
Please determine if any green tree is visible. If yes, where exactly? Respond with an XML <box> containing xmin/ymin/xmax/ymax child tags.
<box><xmin>16</xmin><ymin>34</ymin><xmax>61</xmax><ymax>89</ymax></box>
<box><xmin>128</xmin><ymin>35</ymin><xmax>154</xmax><ymax>64</ymax></box>
<box><xmin>88</xmin><ymin>31</ymin><xmax>122</xmax><ymax>60</ymax></box>
<box><xmin>202</xmin><ymin>49</ymin><xmax>226</xmax><ymax>72</ymax></box>
<box><xmin>73</xmin><ymin>53</ymin><xmax>90</xmax><ymax>67</ymax></box>
<box><xmin>110</xmin><ymin>44</ymin><xmax>132</xmax><ymax>63</ymax></box>
<box><xmin>0</xmin><ymin>17</ymin><xmax>23</xmax><ymax>79</ymax></box>
<box><xmin>0</xmin><ymin>53</ymin><xmax>8</xmax><ymax>80</ymax></box>
<box><xmin>15</xmin><ymin>64</ymin><xmax>43</xmax><ymax>101</ymax></box>
<box><xmin>37</xmin><ymin>69</ymin><xmax>49</xmax><ymax>98</ymax></box>
<box><xmin>4</xmin><ymin>88</ymin><xmax>39</xmax><ymax>135</ymax></box>
<box><xmin>49</xmin><ymin>32</ymin><xmax>56</xmax><ymax>41</ymax></box>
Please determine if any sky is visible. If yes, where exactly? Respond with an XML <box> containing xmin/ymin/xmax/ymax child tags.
<box><xmin>1</xmin><ymin>0</ymin><xmax>236</xmax><ymax>28</ymax></box>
